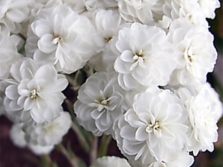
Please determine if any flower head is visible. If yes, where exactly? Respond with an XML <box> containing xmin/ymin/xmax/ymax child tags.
<box><xmin>24</xmin><ymin>111</ymin><xmax>72</xmax><ymax>146</ymax></box>
<box><xmin>113</xmin><ymin>87</ymin><xmax>188</xmax><ymax>164</ymax></box>
<box><xmin>0</xmin><ymin>26</ymin><xmax>22</xmax><ymax>80</ymax></box>
<box><xmin>117</xmin><ymin>0</ymin><xmax>157</xmax><ymax>24</ymax></box>
<box><xmin>0</xmin><ymin>0</ymin><xmax>31</xmax><ymax>33</ymax></box>
<box><xmin>177</xmin><ymin>83</ymin><xmax>223</xmax><ymax>155</ymax></box>
<box><xmin>167</xmin><ymin>18</ymin><xmax>217</xmax><ymax>86</ymax></box>
<box><xmin>26</xmin><ymin>4</ymin><xmax>97</xmax><ymax>74</ymax></box>
<box><xmin>113</xmin><ymin>23</ymin><xmax>175</xmax><ymax>90</ymax></box>
<box><xmin>74</xmin><ymin>72</ymin><xmax>124</xmax><ymax>136</ymax></box>
<box><xmin>1</xmin><ymin>58</ymin><xmax>68</xmax><ymax>123</ymax></box>
<box><xmin>198</xmin><ymin>0</ymin><xmax>220</xmax><ymax>19</ymax></box>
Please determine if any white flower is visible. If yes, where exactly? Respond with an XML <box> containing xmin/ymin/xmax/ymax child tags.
<box><xmin>91</xmin><ymin>156</ymin><xmax>131</xmax><ymax>167</ymax></box>
<box><xmin>74</xmin><ymin>72</ymin><xmax>124</xmax><ymax>136</ymax></box>
<box><xmin>177</xmin><ymin>83</ymin><xmax>223</xmax><ymax>155</ymax></box>
<box><xmin>160</xmin><ymin>0</ymin><xmax>208</xmax><ymax>27</ymax></box>
<box><xmin>0</xmin><ymin>80</ymin><xmax>27</xmax><ymax>122</ymax></box>
<box><xmin>147</xmin><ymin>151</ymin><xmax>194</xmax><ymax>167</ymax></box>
<box><xmin>28</xmin><ymin>144</ymin><xmax>54</xmax><ymax>155</ymax></box>
<box><xmin>0</xmin><ymin>26</ymin><xmax>22</xmax><ymax>80</ymax></box>
<box><xmin>88</xmin><ymin>9</ymin><xmax>124</xmax><ymax>71</ymax></box>
<box><xmin>0</xmin><ymin>0</ymin><xmax>31</xmax><ymax>33</ymax></box>
<box><xmin>167</xmin><ymin>18</ymin><xmax>217</xmax><ymax>86</ymax></box>
<box><xmin>113</xmin><ymin>87</ymin><xmax>188</xmax><ymax>164</ymax></box>
<box><xmin>113</xmin><ymin>23</ymin><xmax>176</xmax><ymax>90</ymax></box>
<box><xmin>10</xmin><ymin>123</ymin><xmax>27</xmax><ymax>148</ymax></box>
<box><xmin>26</xmin><ymin>4</ymin><xmax>97</xmax><ymax>74</ymax></box>
<box><xmin>1</xmin><ymin>58</ymin><xmax>68</xmax><ymax>123</ymax></box>
<box><xmin>9</xmin><ymin>117</ymin><xmax>57</xmax><ymax>155</ymax></box>
<box><xmin>128</xmin><ymin>150</ymin><xmax>194</xmax><ymax>167</ymax></box>
<box><xmin>93</xmin><ymin>8</ymin><xmax>123</xmax><ymax>53</ymax></box>
<box><xmin>117</xmin><ymin>0</ymin><xmax>157</xmax><ymax>24</ymax></box>
<box><xmin>24</xmin><ymin>111</ymin><xmax>71</xmax><ymax>146</ymax></box>
<box><xmin>197</xmin><ymin>0</ymin><xmax>220</xmax><ymax>18</ymax></box>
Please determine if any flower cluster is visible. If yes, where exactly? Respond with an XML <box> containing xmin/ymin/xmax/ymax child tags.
<box><xmin>0</xmin><ymin>0</ymin><xmax>222</xmax><ymax>166</ymax></box>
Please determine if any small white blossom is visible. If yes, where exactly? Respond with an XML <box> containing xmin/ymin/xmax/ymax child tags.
<box><xmin>167</xmin><ymin>18</ymin><xmax>217</xmax><ymax>86</ymax></box>
<box><xmin>28</xmin><ymin>144</ymin><xmax>54</xmax><ymax>155</ymax></box>
<box><xmin>26</xmin><ymin>4</ymin><xmax>97</xmax><ymax>74</ymax></box>
<box><xmin>91</xmin><ymin>156</ymin><xmax>131</xmax><ymax>167</ymax></box>
<box><xmin>24</xmin><ymin>111</ymin><xmax>71</xmax><ymax>146</ymax></box>
<box><xmin>1</xmin><ymin>58</ymin><xmax>68</xmax><ymax>123</ymax></box>
<box><xmin>147</xmin><ymin>151</ymin><xmax>194</xmax><ymax>167</ymax></box>
<box><xmin>9</xmin><ymin>119</ymin><xmax>55</xmax><ymax>155</ymax></box>
<box><xmin>197</xmin><ymin>0</ymin><xmax>220</xmax><ymax>19</ymax></box>
<box><xmin>0</xmin><ymin>0</ymin><xmax>31</xmax><ymax>33</ymax></box>
<box><xmin>88</xmin><ymin>9</ymin><xmax>124</xmax><ymax>71</ymax></box>
<box><xmin>113</xmin><ymin>23</ymin><xmax>176</xmax><ymax>90</ymax></box>
<box><xmin>160</xmin><ymin>0</ymin><xmax>208</xmax><ymax>27</ymax></box>
<box><xmin>113</xmin><ymin>87</ymin><xmax>188</xmax><ymax>164</ymax></box>
<box><xmin>128</xmin><ymin>150</ymin><xmax>194</xmax><ymax>167</ymax></box>
<box><xmin>74</xmin><ymin>72</ymin><xmax>124</xmax><ymax>136</ymax></box>
<box><xmin>0</xmin><ymin>26</ymin><xmax>22</xmax><ymax>80</ymax></box>
<box><xmin>10</xmin><ymin>123</ymin><xmax>27</xmax><ymax>148</ymax></box>
<box><xmin>177</xmin><ymin>83</ymin><xmax>223</xmax><ymax>155</ymax></box>
<box><xmin>117</xmin><ymin>0</ymin><xmax>157</xmax><ymax>24</ymax></box>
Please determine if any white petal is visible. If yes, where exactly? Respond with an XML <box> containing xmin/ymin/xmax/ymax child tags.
<box><xmin>6</xmin><ymin>9</ymin><xmax>26</xmax><ymax>23</ymax></box>
<box><xmin>32</xmin><ymin>19</ymin><xmax>52</xmax><ymax>37</ymax></box>
<box><xmin>5</xmin><ymin>85</ymin><xmax>19</xmax><ymax>100</ymax></box>
<box><xmin>135</xmin><ymin>126</ymin><xmax>147</xmax><ymax>141</ymax></box>
<box><xmin>34</xmin><ymin>64</ymin><xmax>57</xmax><ymax>82</ymax></box>
<box><xmin>38</xmin><ymin>34</ymin><xmax>56</xmax><ymax>53</ymax></box>
<box><xmin>114</xmin><ymin>57</ymin><xmax>129</xmax><ymax>74</ymax></box>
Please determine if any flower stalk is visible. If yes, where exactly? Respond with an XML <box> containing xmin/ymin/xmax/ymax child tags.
<box><xmin>98</xmin><ymin>135</ymin><xmax>112</xmax><ymax>158</ymax></box>
<box><xmin>71</xmin><ymin>122</ymin><xmax>91</xmax><ymax>153</ymax></box>
<box><xmin>56</xmin><ymin>143</ymin><xmax>81</xmax><ymax>167</ymax></box>
<box><xmin>90</xmin><ymin>136</ymin><xmax>98</xmax><ymax>165</ymax></box>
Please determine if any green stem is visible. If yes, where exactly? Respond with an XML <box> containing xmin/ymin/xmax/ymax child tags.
<box><xmin>98</xmin><ymin>135</ymin><xmax>112</xmax><ymax>158</ymax></box>
<box><xmin>90</xmin><ymin>137</ymin><xmax>98</xmax><ymax>165</ymax></box>
<box><xmin>40</xmin><ymin>155</ymin><xmax>52</xmax><ymax>167</ymax></box>
<box><xmin>64</xmin><ymin>99</ymin><xmax>77</xmax><ymax>122</ymax></box>
<box><xmin>64</xmin><ymin>99</ymin><xmax>90</xmax><ymax>153</ymax></box>
<box><xmin>65</xmin><ymin>74</ymin><xmax>80</xmax><ymax>91</ymax></box>
<box><xmin>56</xmin><ymin>143</ymin><xmax>79</xmax><ymax>167</ymax></box>
<box><xmin>84</xmin><ymin>65</ymin><xmax>94</xmax><ymax>77</ymax></box>
<box><xmin>71</xmin><ymin>122</ymin><xmax>90</xmax><ymax>153</ymax></box>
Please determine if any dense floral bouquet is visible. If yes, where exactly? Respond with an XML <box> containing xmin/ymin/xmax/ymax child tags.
<box><xmin>0</xmin><ymin>0</ymin><xmax>222</xmax><ymax>167</ymax></box>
